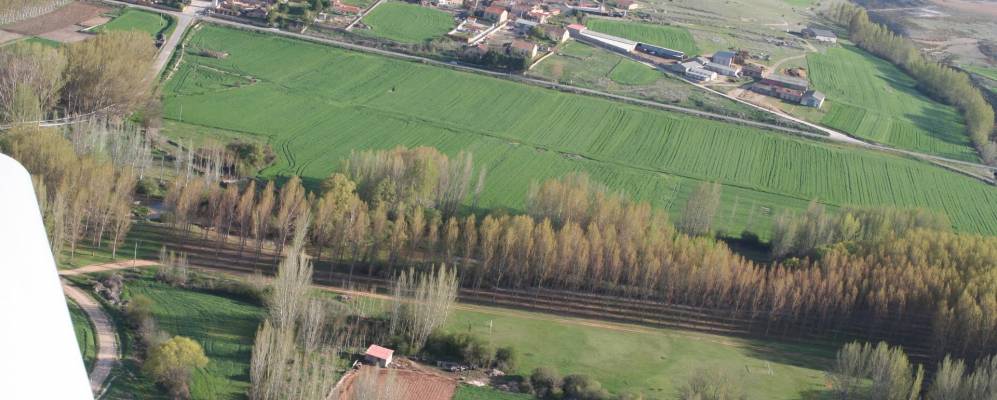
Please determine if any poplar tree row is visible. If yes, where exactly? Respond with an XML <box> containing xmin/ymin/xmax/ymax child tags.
<box><xmin>825</xmin><ymin>2</ymin><xmax>997</xmax><ymax>164</ymax></box>
<box><xmin>162</xmin><ymin>146</ymin><xmax>997</xmax><ymax>362</ymax></box>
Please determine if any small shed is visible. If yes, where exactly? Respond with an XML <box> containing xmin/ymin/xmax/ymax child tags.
<box><xmin>364</xmin><ymin>344</ymin><xmax>394</xmax><ymax>367</ymax></box>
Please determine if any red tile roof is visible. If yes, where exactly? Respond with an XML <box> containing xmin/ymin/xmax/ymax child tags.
<box><xmin>364</xmin><ymin>344</ymin><xmax>394</xmax><ymax>360</ymax></box>
<box><xmin>567</xmin><ymin>23</ymin><xmax>586</xmax><ymax>31</ymax></box>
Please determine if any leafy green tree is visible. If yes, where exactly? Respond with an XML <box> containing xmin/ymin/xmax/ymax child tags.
<box><xmin>144</xmin><ymin>336</ymin><xmax>209</xmax><ymax>399</ymax></box>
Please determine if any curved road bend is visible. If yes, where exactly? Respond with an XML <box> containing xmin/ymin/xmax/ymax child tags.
<box><xmin>104</xmin><ymin>0</ymin><xmax>997</xmax><ymax>178</ymax></box>
<box><xmin>60</xmin><ymin>260</ymin><xmax>158</xmax><ymax>394</ymax></box>
<box><xmin>62</xmin><ymin>282</ymin><xmax>119</xmax><ymax>395</ymax></box>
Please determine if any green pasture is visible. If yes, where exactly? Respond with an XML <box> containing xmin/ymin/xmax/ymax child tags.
<box><xmin>97</xmin><ymin>9</ymin><xmax>174</xmax><ymax>38</ymax></box>
<box><xmin>608</xmin><ymin>58</ymin><xmax>660</xmax><ymax>85</ymax></box>
<box><xmin>360</xmin><ymin>2</ymin><xmax>454</xmax><ymax>43</ymax></box>
<box><xmin>965</xmin><ymin>65</ymin><xmax>997</xmax><ymax>81</ymax></box>
<box><xmin>161</xmin><ymin>25</ymin><xmax>997</xmax><ymax>238</ymax></box>
<box><xmin>808</xmin><ymin>45</ymin><xmax>978</xmax><ymax>162</ymax></box>
<box><xmin>68</xmin><ymin>299</ymin><xmax>97</xmax><ymax>371</ymax></box>
<box><xmin>454</xmin><ymin>385</ymin><xmax>533</xmax><ymax>400</ymax></box>
<box><xmin>444</xmin><ymin>306</ymin><xmax>832</xmax><ymax>399</ymax></box>
<box><xmin>586</xmin><ymin>19</ymin><xmax>699</xmax><ymax>55</ymax></box>
<box><xmin>122</xmin><ymin>272</ymin><xmax>263</xmax><ymax>399</ymax></box>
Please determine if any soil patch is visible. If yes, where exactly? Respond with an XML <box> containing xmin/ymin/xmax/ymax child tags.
<box><xmin>3</xmin><ymin>2</ymin><xmax>109</xmax><ymax>35</ymax></box>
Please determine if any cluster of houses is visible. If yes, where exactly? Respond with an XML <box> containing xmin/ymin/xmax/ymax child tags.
<box><xmin>448</xmin><ymin>0</ymin><xmax>586</xmax><ymax>63</ymax></box>
<box><xmin>211</xmin><ymin>0</ymin><xmax>272</xmax><ymax>19</ymax></box>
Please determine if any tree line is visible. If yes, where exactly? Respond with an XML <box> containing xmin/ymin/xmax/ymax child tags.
<box><xmin>1</xmin><ymin>124</ymin><xmax>146</xmax><ymax>260</ymax></box>
<box><xmin>155</xmin><ymin>146</ymin><xmax>997</xmax><ymax>363</ymax></box>
<box><xmin>825</xmin><ymin>2</ymin><xmax>997</xmax><ymax>164</ymax></box>
<box><xmin>829</xmin><ymin>341</ymin><xmax>997</xmax><ymax>400</ymax></box>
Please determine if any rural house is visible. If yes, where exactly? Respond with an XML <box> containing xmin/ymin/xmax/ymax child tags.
<box><xmin>705</xmin><ymin>62</ymin><xmax>741</xmax><ymax>77</ymax></box>
<box><xmin>801</xmin><ymin>90</ymin><xmax>826</xmax><ymax>108</ymax></box>
<box><xmin>364</xmin><ymin>344</ymin><xmax>394</xmax><ymax>367</ymax></box>
<box><xmin>514</xmin><ymin>18</ymin><xmax>538</xmax><ymax>34</ymax></box>
<box><xmin>686</xmin><ymin>67</ymin><xmax>717</xmax><ymax>82</ymax></box>
<box><xmin>802</xmin><ymin>27</ymin><xmax>837</xmax><ymax>43</ymax></box>
<box><xmin>742</xmin><ymin>62</ymin><xmax>766</xmax><ymax>78</ymax></box>
<box><xmin>541</xmin><ymin>24</ymin><xmax>569</xmax><ymax>43</ymax></box>
<box><xmin>711</xmin><ymin>50</ymin><xmax>736</xmax><ymax>67</ymax></box>
<box><xmin>615</xmin><ymin>0</ymin><xmax>638</xmax><ymax>10</ymax></box>
<box><xmin>510</xmin><ymin>39</ymin><xmax>538</xmax><ymax>58</ymax></box>
<box><xmin>484</xmin><ymin>6</ymin><xmax>509</xmax><ymax>22</ymax></box>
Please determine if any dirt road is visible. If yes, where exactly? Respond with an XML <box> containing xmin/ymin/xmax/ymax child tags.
<box><xmin>60</xmin><ymin>259</ymin><xmax>158</xmax><ymax>277</ymax></box>
<box><xmin>61</xmin><ymin>282</ymin><xmax>119</xmax><ymax>395</ymax></box>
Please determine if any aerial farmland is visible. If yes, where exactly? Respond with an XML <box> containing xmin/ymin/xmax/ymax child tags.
<box><xmin>3</xmin><ymin>0</ymin><xmax>997</xmax><ymax>399</ymax></box>
<box><xmin>163</xmin><ymin>25</ymin><xmax>997</xmax><ymax>238</ymax></box>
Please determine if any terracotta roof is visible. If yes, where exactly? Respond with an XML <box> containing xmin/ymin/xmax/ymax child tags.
<box><xmin>365</xmin><ymin>344</ymin><xmax>394</xmax><ymax>360</ymax></box>
<box><xmin>567</xmin><ymin>23</ymin><xmax>586</xmax><ymax>31</ymax></box>
<box><xmin>485</xmin><ymin>5</ymin><xmax>506</xmax><ymax>14</ymax></box>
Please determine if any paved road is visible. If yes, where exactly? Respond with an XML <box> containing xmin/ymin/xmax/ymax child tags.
<box><xmin>100</xmin><ymin>0</ymin><xmax>997</xmax><ymax>178</ymax></box>
<box><xmin>152</xmin><ymin>13</ymin><xmax>192</xmax><ymax>76</ymax></box>
<box><xmin>61</xmin><ymin>282</ymin><xmax>119</xmax><ymax>395</ymax></box>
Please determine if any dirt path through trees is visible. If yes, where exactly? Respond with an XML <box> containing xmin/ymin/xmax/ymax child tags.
<box><xmin>60</xmin><ymin>281</ymin><xmax>119</xmax><ymax>395</ymax></box>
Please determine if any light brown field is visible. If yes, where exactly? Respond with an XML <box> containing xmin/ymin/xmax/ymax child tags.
<box><xmin>2</xmin><ymin>1</ymin><xmax>108</xmax><ymax>35</ymax></box>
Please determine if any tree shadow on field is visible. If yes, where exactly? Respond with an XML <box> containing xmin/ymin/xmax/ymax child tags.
<box><xmin>739</xmin><ymin>336</ymin><xmax>838</xmax><ymax>373</ymax></box>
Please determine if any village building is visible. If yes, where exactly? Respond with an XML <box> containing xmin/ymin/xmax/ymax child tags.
<box><xmin>541</xmin><ymin>24</ymin><xmax>569</xmax><ymax>43</ymax></box>
<box><xmin>615</xmin><ymin>0</ymin><xmax>638</xmax><ymax>10</ymax></box>
<box><xmin>483</xmin><ymin>5</ymin><xmax>509</xmax><ymax>22</ymax></box>
<box><xmin>448</xmin><ymin>17</ymin><xmax>496</xmax><ymax>44</ymax></box>
<box><xmin>711</xmin><ymin>50</ymin><xmax>736</xmax><ymax>67</ymax></box>
<box><xmin>741</xmin><ymin>62</ymin><xmax>767</xmax><ymax>78</ymax></box>
<box><xmin>801</xmin><ymin>90</ymin><xmax>826</xmax><ymax>108</ymax></box>
<box><xmin>525</xmin><ymin>8</ymin><xmax>552</xmax><ymax>23</ymax></box>
<box><xmin>510</xmin><ymin>39</ymin><xmax>538</xmax><ymax>58</ymax></box>
<box><xmin>332</xmin><ymin>0</ymin><xmax>362</xmax><ymax>15</ymax></box>
<box><xmin>802</xmin><ymin>27</ymin><xmax>837</xmax><ymax>43</ymax></box>
<box><xmin>751</xmin><ymin>74</ymin><xmax>823</xmax><ymax>107</ymax></box>
<box><xmin>463</xmin><ymin>42</ymin><xmax>490</xmax><ymax>58</ymax></box>
<box><xmin>566</xmin><ymin>23</ymin><xmax>587</xmax><ymax>36</ymax></box>
<box><xmin>572</xmin><ymin>27</ymin><xmax>636</xmax><ymax>53</ymax></box>
<box><xmin>705</xmin><ymin>62</ymin><xmax>741</xmax><ymax>77</ymax></box>
<box><xmin>364</xmin><ymin>344</ymin><xmax>394</xmax><ymax>367</ymax></box>
<box><xmin>636</xmin><ymin>42</ymin><xmax>684</xmax><ymax>60</ymax></box>
<box><xmin>514</xmin><ymin>18</ymin><xmax>538</xmax><ymax>34</ymax></box>
<box><xmin>686</xmin><ymin>67</ymin><xmax>717</xmax><ymax>82</ymax></box>
<box><xmin>436</xmin><ymin>0</ymin><xmax>463</xmax><ymax>7</ymax></box>
<box><xmin>671</xmin><ymin>60</ymin><xmax>702</xmax><ymax>73</ymax></box>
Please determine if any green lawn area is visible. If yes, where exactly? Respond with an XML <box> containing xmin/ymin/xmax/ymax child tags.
<box><xmin>340</xmin><ymin>0</ymin><xmax>375</xmax><ymax>8</ymax></box>
<box><xmin>97</xmin><ymin>8</ymin><xmax>175</xmax><ymax>38</ymax></box>
<box><xmin>608</xmin><ymin>58</ymin><xmax>660</xmax><ymax>86</ymax></box>
<box><xmin>161</xmin><ymin>24</ymin><xmax>997</xmax><ymax>239</ymax></box>
<box><xmin>68</xmin><ymin>299</ymin><xmax>97</xmax><ymax>371</ymax></box>
<box><xmin>586</xmin><ymin>19</ymin><xmax>699</xmax><ymax>55</ymax></box>
<box><xmin>965</xmin><ymin>64</ymin><xmax>997</xmax><ymax>81</ymax></box>
<box><xmin>360</xmin><ymin>2</ymin><xmax>454</xmax><ymax>43</ymax></box>
<box><xmin>125</xmin><ymin>275</ymin><xmax>262</xmax><ymax>399</ymax></box>
<box><xmin>808</xmin><ymin>45</ymin><xmax>978</xmax><ymax>162</ymax></box>
<box><xmin>82</xmin><ymin>270</ymin><xmax>262</xmax><ymax>400</ymax></box>
<box><xmin>454</xmin><ymin>385</ymin><xmax>533</xmax><ymax>400</ymax></box>
<box><xmin>444</xmin><ymin>306</ymin><xmax>832</xmax><ymax>399</ymax></box>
